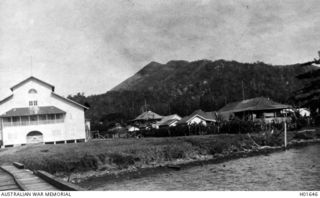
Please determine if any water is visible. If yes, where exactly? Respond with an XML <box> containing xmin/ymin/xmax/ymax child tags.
<box><xmin>88</xmin><ymin>144</ymin><xmax>320</xmax><ymax>191</ymax></box>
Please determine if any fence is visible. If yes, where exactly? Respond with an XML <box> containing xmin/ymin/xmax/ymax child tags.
<box><xmin>136</xmin><ymin>116</ymin><xmax>318</xmax><ymax>138</ymax></box>
<box><xmin>89</xmin><ymin>115</ymin><xmax>319</xmax><ymax>139</ymax></box>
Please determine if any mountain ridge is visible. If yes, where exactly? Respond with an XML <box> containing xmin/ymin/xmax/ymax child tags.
<box><xmin>111</xmin><ymin>59</ymin><xmax>311</xmax><ymax>93</ymax></box>
<box><xmin>68</xmin><ymin>59</ymin><xmax>316</xmax><ymax>127</ymax></box>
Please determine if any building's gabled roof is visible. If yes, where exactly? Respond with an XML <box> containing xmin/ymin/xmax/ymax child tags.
<box><xmin>0</xmin><ymin>95</ymin><xmax>13</xmax><ymax>105</ymax></box>
<box><xmin>177</xmin><ymin>109</ymin><xmax>217</xmax><ymax>124</ymax></box>
<box><xmin>10</xmin><ymin>76</ymin><xmax>55</xmax><ymax>92</ymax></box>
<box><xmin>177</xmin><ymin>114</ymin><xmax>207</xmax><ymax>125</ymax></box>
<box><xmin>159</xmin><ymin>119</ymin><xmax>179</xmax><ymax>126</ymax></box>
<box><xmin>189</xmin><ymin>109</ymin><xmax>217</xmax><ymax>121</ymax></box>
<box><xmin>0</xmin><ymin>106</ymin><xmax>66</xmax><ymax>117</ymax></box>
<box><xmin>51</xmin><ymin>93</ymin><xmax>89</xmax><ymax>110</ymax></box>
<box><xmin>157</xmin><ymin>114</ymin><xmax>181</xmax><ymax>126</ymax></box>
<box><xmin>133</xmin><ymin>111</ymin><xmax>163</xmax><ymax>121</ymax></box>
<box><xmin>218</xmin><ymin>97</ymin><xmax>291</xmax><ymax>113</ymax></box>
<box><xmin>2</xmin><ymin>76</ymin><xmax>88</xmax><ymax>110</ymax></box>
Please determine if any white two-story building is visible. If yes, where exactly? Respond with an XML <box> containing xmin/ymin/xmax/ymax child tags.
<box><xmin>0</xmin><ymin>76</ymin><xmax>89</xmax><ymax>148</ymax></box>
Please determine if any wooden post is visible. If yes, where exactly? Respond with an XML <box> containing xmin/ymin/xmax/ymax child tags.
<box><xmin>284</xmin><ymin>121</ymin><xmax>287</xmax><ymax>149</ymax></box>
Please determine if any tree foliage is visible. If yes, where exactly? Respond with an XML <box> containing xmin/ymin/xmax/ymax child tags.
<box><xmin>294</xmin><ymin>64</ymin><xmax>320</xmax><ymax>114</ymax></box>
<box><xmin>68</xmin><ymin>59</ymin><xmax>315</xmax><ymax>130</ymax></box>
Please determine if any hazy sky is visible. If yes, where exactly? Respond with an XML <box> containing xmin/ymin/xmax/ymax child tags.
<box><xmin>0</xmin><ymin>0</ymin><xmax>319</xmax><ymax>97</ymax></box>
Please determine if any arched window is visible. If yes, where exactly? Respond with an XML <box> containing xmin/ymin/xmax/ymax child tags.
<box><xmin>28</xmin><ymin>89</ymin><xmax>37</xmax><ymax>94</ymax></box>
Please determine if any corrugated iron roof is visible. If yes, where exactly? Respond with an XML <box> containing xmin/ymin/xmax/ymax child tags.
<box><xmin>1</xmin><ymin>106</ymin><xmax>66</xmax><ymax>117</ymax></box>
<box><xmin>159</xmin><ymin>119</ymin><xmax>179</xmax><ymax>126</ymax></box>
<box><xmin>218</xmin><ymin>97</ymin><xmax>291</xmax><ymax>113</ymax></box>
<box><xmin>189</xmin><ymin>109</ymin><xmax>217</xmax><ymax>121</ymax></box>
<box><xmin>177</xmin><ymin>109</ymin><xmax>217</xmax><ymax>124</ymax></box>
<box><xmin>157</xmin><ymin>114</ymin><xmax>181</xmax><ymax>126</ymax></box>
<box><xmin>133</xmin><ymin>111</ymin><xmax>163</xmax><ymax>121</ymax></box>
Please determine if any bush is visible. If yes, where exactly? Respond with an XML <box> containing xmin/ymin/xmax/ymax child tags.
<box><xmin>162</xmin><ymin>145</ymin><xmax>186</xmax><ymax>160</ymax></box>
<box><xmin>293</xmin><ymin>132</ymin><xmax>313</xmax><ymax>140</ymax></box>
<box><xmin>79</xmin><ymin>154</ymin><xmax>99</xmax><ymax>171</ymax></box>
<box><xmin>108</xmin><ymin>153</ymin><xmax>136</xmax><ymax>168</ymax></box>
<box><xmin>208</xmin><ymin>142</ymin><xmax>226</xmax><ymax>154</ymax></box>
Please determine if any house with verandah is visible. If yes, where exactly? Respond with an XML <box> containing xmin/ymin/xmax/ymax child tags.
<box><xmin>218</xmin><ymin>97</ymin><xmax>291</xmax><ymax>123</ymax></box>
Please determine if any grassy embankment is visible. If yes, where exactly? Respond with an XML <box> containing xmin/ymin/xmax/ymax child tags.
<box><xmin>0</xmin><ymin>130</ymin><xmax>319</xmax><ymax>183</ymax></box>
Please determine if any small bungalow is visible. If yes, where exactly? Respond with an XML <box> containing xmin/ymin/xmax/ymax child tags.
<box><xmin>177</xmin><ymin>109</ymin><xmax>217</xmax><ymax>126</ymax></box>
<box><xmin>107</xmin><ymin>123</ymin><xmax>127</xmax><ymax>138</ymax></box>
<box><xmin>218</xmin><ymin>97</ymin><xmax>291</xmax><ymax>123</ymax></box>
<box><xmin>157</xmin><ymin>114</ymin><xmax>181</xmax><ymax>128</ymax></box>
<box><xmin>131</xmin><ymin>110</ymin><xmax>163</xmax><ymax>129</ymax></box>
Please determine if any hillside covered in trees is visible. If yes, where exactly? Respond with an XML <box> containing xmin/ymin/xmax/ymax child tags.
<box><xmin>294</xmin><ymin>66</ymin><xmax>320</xmax><ymax>113</ymax></box>
<box><xmin>68</xmin><ymin>59</ymin><xmax>315</xmax><ymax>128</ymax></box>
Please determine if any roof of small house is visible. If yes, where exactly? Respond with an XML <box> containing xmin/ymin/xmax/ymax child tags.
<box><xmin>10</xmin><ymin>76</ymin><xmax>55</xmax><ymax>92</ymax></box>
<box><xmin>177</xmin><ymin>114</ymin><xmax>205</xmax><ymax>124</ymax></box>
<box><xmin>133</xmin><ymin>111</ymin><xmax>163</xmax><ymax>121</ymax></box>
<box><xmin>160</xmin><ymin>119</ymin><xmax>179</xmax><ymax>126</ymax></box>
<box><xmin>190</xmin><ymin>109</ymin><xmax>217</xmax><ymax>121</ymax></box>
<box><xmin>0</xmin><ymin>106</ymin><xmax>66</xmax><ymax>117</ymax></box>
<box><xmin>218</xmin><ymin>97</ymin><xmax>291</xmax><ymax>113</ymax></box>
<box><xmin>177</xmin><ymin>109</ymin><xmax>217</xmax><ymax>124</ymax></box>
<box><xmin>157</xmin><ymin>114</ymin><xmax>181</xmax><ymax>126</ymax></box>
<box><xmin>158</xmin><ymin>119</ymin><xmax>179</xmax><ymax>126</ymax></box>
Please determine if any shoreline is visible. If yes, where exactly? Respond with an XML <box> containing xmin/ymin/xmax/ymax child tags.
<box><xmin>0</xmin><ymin>131</ymin><xmax>318</xmax><ymax>189</ymax></box>
<box><xmin>77</xmin><ymin>138</ymin><xmax>320</xmax><ymax>190</ymax></box>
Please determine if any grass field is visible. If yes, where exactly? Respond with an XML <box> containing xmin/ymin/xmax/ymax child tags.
<box><xmin>0</xmin><ymin>130</ymin><xmax>316</xmax><ymax>180</ymax></box>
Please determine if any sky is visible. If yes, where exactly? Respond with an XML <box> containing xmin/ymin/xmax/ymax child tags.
<box><xmin>0</xmin><ymin>0</ymin><xmax>320</xmax><ymax>97</ymax></box>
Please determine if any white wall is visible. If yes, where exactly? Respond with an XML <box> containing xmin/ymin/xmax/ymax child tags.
<box><xmin>3</xmin><ymin>123</ymin><xmax>65</xmax><ymax>145</ymax></box>
<box><xmin>0</xmin><ymin>79</ymin><xmax>86</xmax><ymax>146</ymax></box>
<box><xmin>187</xmin><ymin>116</ymin><xmax>207</xmax><ymax>126</ymax></box>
